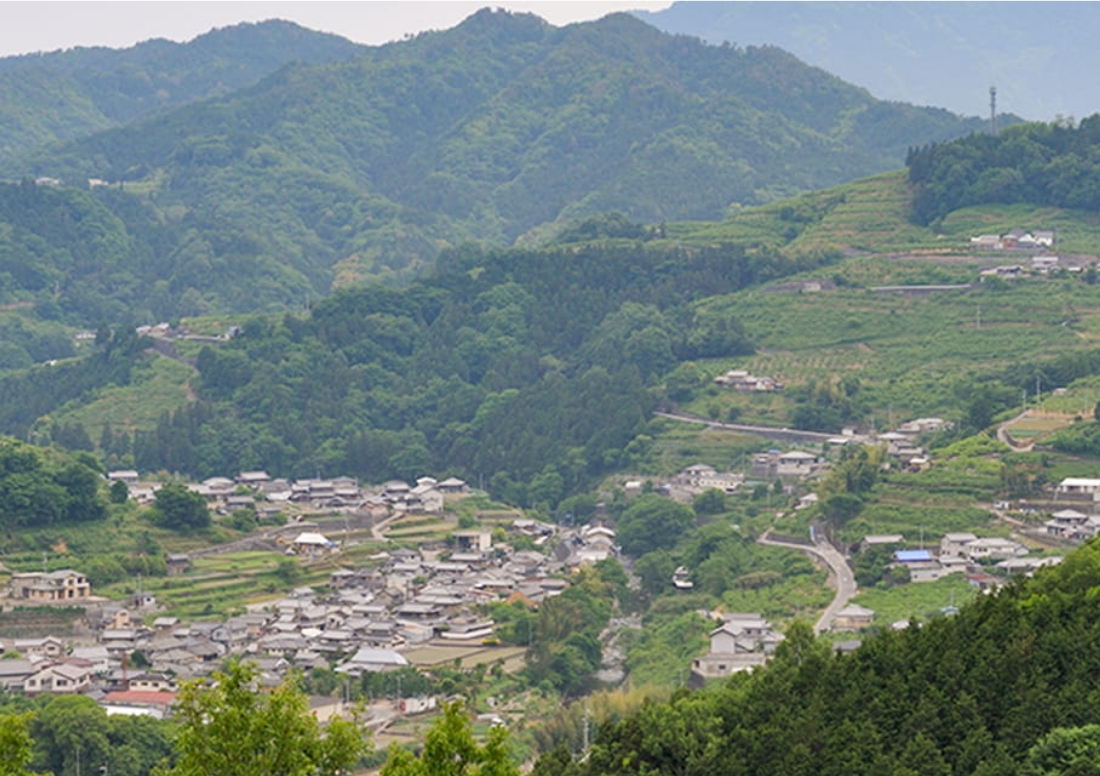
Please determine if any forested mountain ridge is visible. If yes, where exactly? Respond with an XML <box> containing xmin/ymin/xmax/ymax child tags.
<box><xmin>0</xmin><ymin>229</ymin><xmax>819</xmax><ymax>501</ymax></box>
<box><xmin>1</xmin><ymin>9</ymin><xmax>993</xmax><ymax>319</ymax></box>
<box><xmin>908</xmin><ymin>116</ymin><xmax>1100</xmax><ymax>224</ymax></box>
<box><xmin>0</xmin><ymin>19</ymin><xmax>362</xmax><ymax>163</ymax></box>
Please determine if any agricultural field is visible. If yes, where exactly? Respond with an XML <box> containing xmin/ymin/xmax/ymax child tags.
<box><xmin>675</xmin><ymin>170</ymin><xmax>1100</xmax><ymax>260</ymax></box>
<box><xmin>47</xmin><ymin>355</ymin><xmax>197</xmax><ymax>438</ymax></box>
<box><xmin>384</xmin><ymin>514</ymin><xmax>455</xmax><ymax>543</ymax></box>
<box><xmin>671</xmin><ymin>172</ymin><xmax>950</xmax><ymax>255</ymax></box>
<box><xmin>684</xmin><ymin>275</ymin><xmax>1100</xmax><ymax>426</ymax></box>
<box><xmin>848</xmin><ymin>574</ymin><xmax>980</xmax><ymax>628</ymax></box>
<box><xmin>635</xmin><ymin>419</ymin><xmax>769</xmax><ymax>476</ymax></box>
<box><xmin>1002</xmin><ymin>413</ymin><xmax>1077</xmax><ymax>445</ymax></box>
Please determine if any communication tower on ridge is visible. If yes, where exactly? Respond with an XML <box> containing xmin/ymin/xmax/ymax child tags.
<box><xmin>990</xmin><ymin>86</ymin><xmax>997</xmax><ymax>135</ymax></box>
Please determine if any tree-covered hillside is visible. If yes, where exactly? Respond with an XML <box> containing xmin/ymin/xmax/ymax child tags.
<box><xmin>908</xmin><ymin>116</ymin><xmax>1100</xmax><ymax>224</ymax></box>
<box><xmin>0</xmin><ymin>20</ymin><xmax>362</xmax><ymax>163</ymax></box>
<box><xmin>0</xmin><ymin>179</ymin><xmax>317</xmax><ymax>324</ymax></box>
<box><xmin>0</xmin><ymin>230</ymin><xmax>827</xmax><ymax>503</ymax></box>
<box><xmin>535</xmin><ymin>539</ymin><xmax>1100</xmax><ymax>776</ymax></box>
<box><xmin>2</xmin><ymin>9</ymin><xmax>991</xmax><ymax>315</ymax></box>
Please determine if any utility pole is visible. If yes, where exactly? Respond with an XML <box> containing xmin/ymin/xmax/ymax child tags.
<box><xmin>582</xmin><ymin>701</ymin><xmax>591</xmax><ymax>757</ymax></box>
<box><xmin>990</xmin><ymin>86</ymin><xmax>998</xmax><ymax>135</ymax></box>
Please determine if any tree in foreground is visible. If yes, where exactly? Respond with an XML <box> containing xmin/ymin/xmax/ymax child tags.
<box><xmin>0</xmin><ymin>712</ymin><xmax>34</xmax><ymax>776</ymax></box>
<box><xmin>380</xmin><ymin>701</ymin><xmax>519</xmax><ymax>776</ymax></box>
<box><xmin>163</xmin><ymin>660</ymin><xmax>367</xmax><ymax>776</ymax></box>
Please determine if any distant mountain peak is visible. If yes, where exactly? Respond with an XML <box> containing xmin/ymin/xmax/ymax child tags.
<box><xmin>455</xmin><ymin>7</ymin><xmax>551</xmax><ymax>38</ymax></box>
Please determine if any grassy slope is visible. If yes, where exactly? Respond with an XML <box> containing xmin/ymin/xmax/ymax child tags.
<box><xmin>49</xmin><ymin>355</ymin><xmax>197</xmax><ymax>438</ymax></box>
<box><xmin>648</xmin><ymin>173</ymin><xmax>1100</xmax><ymax>630</ymax></box>
<box><xmin>681</xmin><ymin>278</ymin><xmax>1100</xmax><ymax>428</ymax></box>
<box><xmin>672</xmin><ymin>169</ymin><xmax>1100</xmax><ymax>257</ymax></box>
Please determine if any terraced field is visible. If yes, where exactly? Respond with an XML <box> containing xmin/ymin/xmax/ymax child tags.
<box><xmin>683</xmin><ymin>276</ymin><xmax>1100</xmax><ymax>427</ymax></box>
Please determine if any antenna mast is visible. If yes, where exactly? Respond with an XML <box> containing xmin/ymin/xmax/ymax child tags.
<box><xmin>990</xmin><ymin>86</ymin><xmax>997</xmax><ymax>135</ymax></box>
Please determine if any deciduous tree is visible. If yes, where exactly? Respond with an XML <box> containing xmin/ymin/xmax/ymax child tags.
<box><xmin>0</xmin><ymin>712</ymin><xmax>34</xmax><ymax>776</ymax></box>
<box><xmin>152</xmin><ymin>482</ymin><xmax>210</xmax><ymax>531</ymax></box>
<box><xmin>380</xmin><ymin>701</ymin><xmax>518</xmax><ymax>776</ymax></box>
<box><xmin>164</xmin><ymin>660</ymin><xmax>367</xmax><ymax>776</ymax></box>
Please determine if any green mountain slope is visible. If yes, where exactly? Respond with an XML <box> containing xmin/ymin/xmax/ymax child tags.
<box><xmin>0</xmin><ymin>20</ymin><xmax>362</xmax><ymax>163</ymax></box>
<box><xmin>2</xmin><ymin>9</ymin><xmax>992</xmax><ymax>318</ymax></box>
<box><xmin>18</xmin><ymin>163</ymin><xmax>1100</xmax><ymax>489</ymax></box>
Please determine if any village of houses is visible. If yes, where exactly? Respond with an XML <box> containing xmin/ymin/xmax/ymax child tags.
<box><xmin>2</xmin><ymin>408</ymin><xmax>1100</xmax><ymax>717</ymax></box>
<box><xmin>0</xmin><ymin>468</ymin><xmax>630</xmax><ymax>723</ymax></box>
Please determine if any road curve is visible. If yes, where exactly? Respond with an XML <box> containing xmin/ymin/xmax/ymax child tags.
<box><xmin>758</xmin><ymin>528</ymin><xmax>858</xmax><ymax>635</ymax></box>
<box><xmin>996</xmin><ymin>410</ymin><xmax>1034</xmax><ymax>452</ymax></box>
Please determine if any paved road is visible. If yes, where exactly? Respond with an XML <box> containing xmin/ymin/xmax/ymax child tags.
<box><xmin>758</xmin><ymin>528</ymin><xmax>857</xmax><ymax>635</ymax></box>
<box><xmin>996</xmin><ymin>410</ymin><xmax>1034</xmax><ymax>452</ymax></box>
<box><xmin>654</xmin><ymin>411</ymin><xmax>842</xmax><ymax>445</ymax></box>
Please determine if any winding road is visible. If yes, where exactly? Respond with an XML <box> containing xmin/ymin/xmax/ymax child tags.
<box><xmin>758</xmin><ymin>528</ymin><xmax>857</xmax><ymax>634</ymax></box>
<box><xmin>996</xmin><ymin>410</ymin><xmax>1035</xmax><ymax>452</ymax></box>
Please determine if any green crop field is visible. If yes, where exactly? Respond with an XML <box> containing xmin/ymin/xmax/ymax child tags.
<box><xmin>49</xmin><ymin>354</ymin><xmax>197</xmax><ymax>437</ymax></box>
<box><xmin>680</xmin><ymin>276</ymin><xmax>1100</xmax><ymax>426</ymax></box>
<box><xmin>850</xmin><ymin>575</ymin><xmax>980</xmax><ymax>628</ymax></box>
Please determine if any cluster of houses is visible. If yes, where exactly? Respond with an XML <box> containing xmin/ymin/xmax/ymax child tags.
<box><xmin>970</xmin><ymin>229</ymin><xmax>1055</xmax><ymax>251</ymax></box>
<box><xmin>858</xmin><ymin>531</ymin><xmax>1061</xmax><ymax>586</ymax></box>
<box><xmin>1038</xmin><ymin>477</ymin><xmax>1100</xmax><ymax>542</ymax></box>
<box><xmin>979</xmin><ymin>255</ymin><xmax>1077</xmax><ymax>280</ymax></box>
<box><xmin>107</xmin><ymin>470</ymin><xmax>470</xmax><ymax>516</ymax></box>
<box><xmin>811</xmin><ymin>530</ymin><xmax>1065</xmax><ymax>641</ymax></box>
<box><xmin>634</xmin><ymin>416</ymin><xmax>951</xmax><ymax>510</ymax></box>
<box><xmin>689</xmin><ymin>612</ymin><xmax>785</xmax><ymax>685</ymax></box>
<box><xmin>0</xmin><ymin>518</ymin><xmax>622</xmax><ymax>716</ymax></box>
<box><xmin>714</xmin><ymin>370</ymin><xmax>783</xmax><ymax>392</ymax></box>
<box><xmin>671</xmin><ymin>464</ymin><xmax>744</xmax><ymax>493</ymax></box>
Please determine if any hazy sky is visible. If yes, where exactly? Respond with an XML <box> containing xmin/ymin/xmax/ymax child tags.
<box><xmin>0</xmin><ymin>2</ymin><xmax>672</xmax><ymax>57</ymax></box>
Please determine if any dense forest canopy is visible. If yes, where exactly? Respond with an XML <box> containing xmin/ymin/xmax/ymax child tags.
<box><xmin>0</xmin><ymin>230</ymin><xmax>829</xmax><ymax>504</ymax></box>
<box><xmin>0</xmin><ymin>436</ymin><xmax>106</xmax><ymax>531</ymax></box>
<box><xmin>127</xmin><ymin>237</ymin><xmax>792</xmax><ymax>502</ymax></box>
<box><xmin>0</xmin><ymin>10</ymin><xmax>992</xmax><ymax>320</ymax></box>
<box><xmin>0</xmin><ymin>20</ymin><xmax>362</xmax><ymax>163</ymax></box>
<box><xmin>908</xmin><ymin>115</ymin><xmax>1100</xmax><ymax>224</ymax></box>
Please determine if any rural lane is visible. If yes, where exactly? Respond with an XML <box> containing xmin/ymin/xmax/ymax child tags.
<box><xmin>758</xmin><ymin>528</ymin><xmax>857</xmax><ymax>635</ymax></box>
<box><xmin>653</xmin><ymin>410</ymin><xmax>841</xmax><ymax>445</ymax></box>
